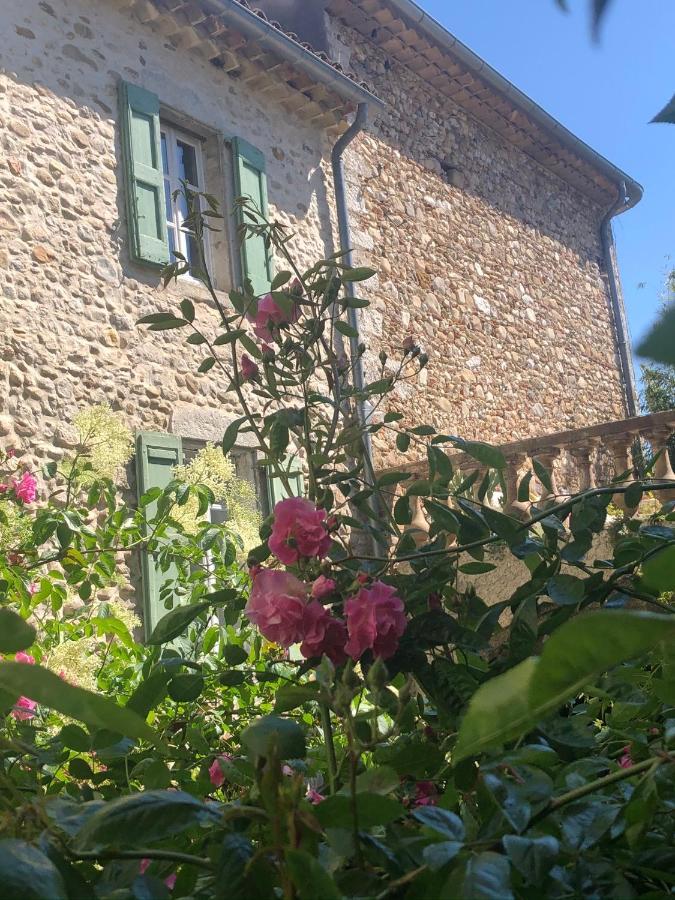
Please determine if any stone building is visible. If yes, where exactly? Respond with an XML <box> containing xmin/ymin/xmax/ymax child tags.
<box><xmin>0</xmin><ymin>0</ymin><xmax>641</xmax><ymax>627</ymax></box>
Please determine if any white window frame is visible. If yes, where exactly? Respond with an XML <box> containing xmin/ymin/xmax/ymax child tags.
<box><xmin>160</xmin><ymin>122</ymin><xmax>211</xmax><ymax>281</ymax></box>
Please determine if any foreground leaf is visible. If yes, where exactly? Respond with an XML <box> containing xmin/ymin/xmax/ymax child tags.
<box><xmin>0</xmin><ymin>840</ymin><xmax>67</xmax><ymax>900</ymax></box>
<box><xmin>73</xmin><ymin>790</ymin><xmax>220</xmax><ymax>851</ymax></box>
<box><xmin>0</xmin><ymin>663</ymin><xmax>159</xmax><ymax>745</ymax></box>
<box><xmin>286</xmin><ymin>849</ymin><xmax>341</xmax><ymax>900</ymax></box>
<box><xmin>241</xmin><ymin>716</ymin><xmax>306</xmax><ymax>759</ymax></box>
<box><xmin>463</xmin><ymin>852</ymin><xmax>513</xmax><ymax>899</ymax></box>
<box><xmin>454</xmin><ymin>612</ymin><xmax>675</xmax><ymax>761</ymax></box>
<box><xmin>0</xmin><ymin>609</ymin><xmax>35</xmax><ymax>654</ymax></box>
<box><xmin>147</xmin><ymin>602</ymin><xmax>210</xmax><ymax>645</ymax></box>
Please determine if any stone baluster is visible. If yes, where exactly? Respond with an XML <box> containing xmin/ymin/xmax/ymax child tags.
<box><xmin>605</xmin><ymin>434</ymin><xmax>638</xmax><ymax>514</ymax></box>
<box><xmin>645</xmin><ymin>425</ymin><xmax>675</xmax><ymax>503</ymax></box>
<box><xmin>503</xmin><ymin>452</ymin><xmax>530</xmax><ymax>519</ymax></box>
<box><xmin>407</xmin><ymin>494</ymin><xmax>430</xmax><ymax>546</ymax></box>
<box><xmin>532</xmin><ymin>448</ymin><xmax>560</xmax><ymax>505</ymax></box>
<box><xmin>569</xmin><ymin>440</ymin><xmax>599</xmax><ymax>493</ymax></box>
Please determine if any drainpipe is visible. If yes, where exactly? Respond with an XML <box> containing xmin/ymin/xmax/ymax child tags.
<box><xmin>601</xmin><ymin>182</ymin><xmax>639</xmax><ymax>417</ymax></box>
<box><xmin>331</xmin><ymin>102</ymin><xmax>373</xmax><ymax>459</ymax></box>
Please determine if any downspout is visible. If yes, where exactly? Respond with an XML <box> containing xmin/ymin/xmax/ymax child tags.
<box><xmin>331</xmin><ymin>102</ymin><xmax>373</xmax><ymax>461</ymax></box>
<box><xmin>601</xmin><ymin>182</ymin><xmax>639</xmax><ymax>417</ymax></box>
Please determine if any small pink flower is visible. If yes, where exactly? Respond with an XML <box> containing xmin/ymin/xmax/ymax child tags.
<box><xmin>139</xmin><ymin>859</ymin><xmax>151</xmax><ymax>876</ymax></box>
<box><xmin>268</xmin><ymin>498</ymin><xmax>332</xmax><ymax>565</ymax></box>
<box><xmin>311</xmin><ymin>576</ymin><xmax>336</xmax><ymax>600</ymax></box>
<box><xmin>27</xmin><ymin>582</ymin><xmax>39</xmax><ymax>596</ymax></box>
<box><xmin>12</xmin><ymin>696</ymin><xmax>37</xmax><ymax>721</ymax></box>
<box><xmin>344</xmin><ymin>581</ymin><xmax>407</xmax><ymax>660</ymax></box>
<box><xmin>247</xmin><ymin>293</ymin><xmax>299</xmax><ymax>343</ymax></box>
<box><xmin>6</xmin><ymin>449</ymin><xmax>16</xmax><ymax>459</ymax></box>
<box><xmin>240</xmin><ymin>353</ymin><xmax>259</xmax><ymax>382</ymax></box>
<box><xmin>245</xmin><ymin>569</ymin><xmax>308</xmax><ymax>647</ymax></box>
<box><xmin>306</xmin><ymin>788</ymin><xmax>325</xmax><ymax>804</ymax></box>
<box><xmin>282</xmin><ymin>764</ymin><xmax>294</xmax><ymax>776</ymax></box>
<box><xmin>356</xmin><ymin>572</ymin><xmax>369</xmax><ymax>585</ymax></box>
<box><xmin>0</xmin><ymin>483</ymin><xmax>8</xmax><ymax>494</ymax></box>
<box><xmin>13</xmin><ymin>471</ymin><xmax>37</xmax><ymax>503</ymax></box>
<box><xmin>209</xmin><ymin>755</ymin><xmax>232</xmax><ymax>789</ymax></box>
<box><xmin>618</xmin><ymin>746</ymin><xmax>634</xmax><ymax>769</ymax></box>
<box><xmin>15</xmin><ymin>651</ymin><xmax>35</xmax><ymax>665</ymax></box>
<box><xmin>164</xmin><ymin>873</ymin><xmax>177</xmax><ymax>890</ymax></box>
<box><xmin>413</xmin><ymin>781</ymin><xmax>438</xmax><ymax>807</ymax></box>
<box><xmin>299</xmin><ymin>601</ymin><xmax>347</xmax><ymax>664</ymax></box>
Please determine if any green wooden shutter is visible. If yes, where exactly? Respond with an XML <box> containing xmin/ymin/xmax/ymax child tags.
<box><xmin>136</xmin><ymin>432</ymin><xmax>183</xmax><ymax>639</ymax></box>
<box><xmin>266</xmin><ymin>455</ymin><xmax>304</xmax><ymax>513</ymax></box>
<box><xmin>232</xmin><ymin>137</ymin><xmax>273</xmax><ymax>294</ymax></box>
<box><xmin>119</xmin><ymin>81</ymin><xmax>170</xmax><ymax>267</ymax></box>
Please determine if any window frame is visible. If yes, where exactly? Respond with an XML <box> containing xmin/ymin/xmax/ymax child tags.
<box><xmin>160</xmin><ymin>122</ymin><xmax>211</xmax><ymax>281</ymax></box>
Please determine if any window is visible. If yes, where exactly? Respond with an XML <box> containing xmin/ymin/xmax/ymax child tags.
<box><xmin>182</xmin><ymin>441</ymin><xmax>263</xmax><ymax>522</ymax></box>
<box><xmin>160</xmin><ymin>125</ymin><xmax>207</xmax><ymax>275</ymax></box>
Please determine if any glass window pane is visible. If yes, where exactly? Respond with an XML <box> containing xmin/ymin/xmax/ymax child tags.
<box><xmin>160</xmin><ymin>133</ymin><xmax>169</xmax><ymax>177</ymax></box>
<box><xmin>164</xmin><ymin>178</ymin><xmax>173</xmax><ymax>223</ymax></box>
<box><xmin>176</xmin><ymin>140</ymin><xmax>199</xmax><ymax>187</ymax></box>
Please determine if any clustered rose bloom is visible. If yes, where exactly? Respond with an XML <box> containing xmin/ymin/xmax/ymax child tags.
<box><xmin>299</xmin><ymin>601</ymin><xmax>348</xmax><ymax>665</ymax></box>
<box><xmin>247</xmin><ymin>293</ymin><xmax>299</xmax><ymax>344</ymax></box>
<box><xmin>245</xmin><ymin>569</ymin><xmax>308</xmax><ymax>647</ymax></box>
<box><xmin>311</xmin><ymin>575</ymin><xmax>336</xmax><ymax>600</ymax></box>
<box><xmin>344</xmin><ymin>581</ymin><xmax>407</xmax><ymax>660</ymax></box>
<box><xmin>268</xmin><ymin>498</ymin><xmax>332</xmax><ymax>566</ymax></box>
<box><xmin>13</xmin><ymin>471</ymin><xmax>37</xmax><ymax>503</ymax></box>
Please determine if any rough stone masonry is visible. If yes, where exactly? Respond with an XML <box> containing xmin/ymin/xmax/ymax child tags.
<box><xmin>0</xmin><ymin>0</ymin><xmax>631</xmax><ymax>472</ymax></box>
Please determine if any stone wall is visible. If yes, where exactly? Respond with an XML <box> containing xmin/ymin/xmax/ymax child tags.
<box><xmin>0</xmin><ymin>0</ymin><xmax>335</xmax><ymax>466</ymax></box>
<box><xmin>0</xmin><ymin>0</ymin><xmax>632</xmax><ymax>479</ymax></box>
<box><xmin>329</xmin><ymin>21</ymin><xmax>629</xmax><ymax>466</ymax></box>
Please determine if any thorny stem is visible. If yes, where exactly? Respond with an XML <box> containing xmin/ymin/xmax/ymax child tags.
<box><xmin>320</xmin><ymin>702</ymin><xmax>339</xmax><ymax>795</ymax></box>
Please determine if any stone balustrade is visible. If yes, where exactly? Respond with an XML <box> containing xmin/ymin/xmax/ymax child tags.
<box><xmin>379</xmin><ymin>410</ymin><xmax>675</xmax><ymax>542</ymax></box>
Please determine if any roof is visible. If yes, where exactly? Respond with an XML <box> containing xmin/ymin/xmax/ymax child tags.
<box><xmin>326</xmin><ymin>0</ymin><xmax>642</xmax><ymax>209</ymax></box>
<box><xmin>125</xmin><ymin>0</ymin><xmax>381</xmax><ymax>129</ymax></box>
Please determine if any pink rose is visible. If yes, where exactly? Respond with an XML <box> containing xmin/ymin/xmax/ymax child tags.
<box><xmin>12</xmin><ymin>696</ymin><xmax>37</xmax><ymax>721</ymax></box>
<box><xmin>165</xmin><ymin>873</ymin><xmax>177</xmax><ymax>890</ymax></box>
<box><xmin>618</xmin><ymin>746</ymin><xmax>634</xmax><ymax>769</ymax></box>
<box><xmin>247</xmin><ymin>293</ymin><xmax>299</xmax><ymax>343</ymax></box>
<box><xmin>268</xmin><ymin>498</ymin><xmax>332</xmax><ymax>565</ymax></box>
<box><xmin>414</xmin><ymin>781</ymin><xmax>439</xmax><ymax>807</ymax></box>
<box><xmin>344</xmin><ymin>581</ymin><xmax>407</xmax><ymax>660</ymax></box>
<box><xmin>311</xmin><ymin>576</ymin><xmax>336</xmax><ymax>600</ymax></box>
<box><xmin>13</xmin><ymin>472</ymin><xmax>37</xmax><ymax>503</ymax></box>
<box><xmin>306</xmin><ymin>788</ymin><xmax>325</xmax><ymax>804</ymax></box>
<box><xmin>240</xmin><ymin>353</ymin><xmax>259</xmax><ymax>382</ymax></box>
<box><xmin>15</xmin><ymin>651</ymin><xmax>35</xmax><ymax>665</ymax></box>
<box><xmin>245</xmin><ymin>569</ymin><xmax>308</xmax><ymax>647</ymax></box>
<box><xmin>208</xmin><ymin>755</ymin><xmax>232</xmax><ymax>789</ymax></box>
<box><xmin>299</xmin><ymin>601</ymin><xmax>347</xmax><ymax>664</ymax></box>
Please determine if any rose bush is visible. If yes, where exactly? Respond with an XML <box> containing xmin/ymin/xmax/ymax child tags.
<box><xmin>0</xmin><ymin>196</ymin><xmax>674</xmax><ymax>899</ymax></box>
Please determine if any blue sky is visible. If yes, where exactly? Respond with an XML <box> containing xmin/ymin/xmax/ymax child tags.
<box><xmin>422</xmin><ymin>0</ymin><xmax>675</xmax><ymax>362</ymax></box>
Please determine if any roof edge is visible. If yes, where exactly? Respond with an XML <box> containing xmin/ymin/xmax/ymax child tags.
<box><xmin>379</xmin><ymin>0</ymin><xmax>643</xmax><ymax>211</ymax></box>
<box><xmin>214</xmin><ymin>0</ymin><xmax>384</xmax><ymax>110</ymax></box>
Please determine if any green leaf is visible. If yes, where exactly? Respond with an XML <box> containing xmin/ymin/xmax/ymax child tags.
<box><xmin>0</xmin><ymin>663</ymin><xmax>159</xmax><ymax>746</ymax></box>
<box><xmin>69</xmin><ymin>758</ymin><xmax>93</xmax><ymax>780</ymax></box>
<box><xmin>624</xmin><ymin>481</ymin><xmax>643</xmax><ymax>509</ymax></box>
<box><xmin>187</xmin><ymin>332</ymin><xmax>207</xmax><ymax>345</ymax></box>
<box><xmin>179</xmin><ymin>298</ymin><xmax>195</xmax><ymax>322</ymax></box>
<box><xmin>503</xmin><ymin>835</ymin><xmax>559</xmax><ymax>883</ymax></box>
<box><xmin>73</xmin><ymin>790</ymin><xmax>220</xmax><ymax>851</ymax></box>
<box><xmin>451</xmin><ymin>439</ymin><xmax>506</xmax><ymax>470</ymax></box>
<box><xmin>652</xmin><ymin>93</ymin><xmax>675</xmax><ymax>124</ymax></box>
<box><xmin>342</xmin><ymin>266</ymin><xmax>376</xmax><ymax>282</ymax></box>
<box><xmin>459</xmin><ymin>562</ymin><xmax>496</xmax><ymax>575</ymax></box>
<box><xmin>423</xmin><ymin>841</ymin><xmax>464</xmax><ymax>871</ymax></box>
<box><xmin>147</xmin><ymin>602</ymin><xmax>210</xmax><ymax>645</ymax></box>
<box><xmin>412</xmin><ymin>807</ymin><xmax>465</xmax><ymax>840</ymax></box>
<box><xmin>198</xmin><ymin>357</ymin><xmax>216</xmax><ymax>373</ymax></box>
<box><xmin>642</xmin><ymin>544</ymin><xmax>675</xmax><ymax>593</ymax></box>
<box><xmin>0</xmin><ymin>609</ymin><xmax>35</xmax><ymax>653</ymax></box>
<box><xmin>335</xmin><ymin>320</ymin><xmax>359</xmax><ymax>338</ymax></box>
<box><xmin>0</xmin><ymin>840</ymin><xmax>67</xmax><ymax>900</ymax></box>
<box><xmin>147</xmin><ymin>318</ymin><xmax>188</xmax><ymax>331</ymax></box>
<box><xmin>168</xmin><ymin>673</ymin><xmax>204</xmax><ymax>702</ymax></box>
<box><xmin>454</xmin><ymin>611</ymin><xmax>675</xmax><ymax>761</ymax></box>
<box><xmin>547</xmin><ymin>574</ymin><xmax>585</xmax><ymax>606</ymax></box>
<box><xmin>241</xmin><ymin>716</ymin><xmax>306</xmax><ymax>759</ymax></box>
<box><xmin>396</xmin><ymin>433</ymin><xmax>411</xmax><ymax>453</ymax></box>
<box><xmin>223</xmin><ymin>645</ymin><xmax>248</xmax><ymax>666</ymax></box>
<box><xmin>376</xmin><ymin>471</ymin><xmax>412</xmax><ymax>488</ymax></box>
<box><xmin>354</xmin><ymin>765</ymin><xmax>399</xmax><ymax>795</ymax></box>
<box><xmin>216</xmin><ymin>835</ymin><xmax>254</xmax><ymax>900</ymax></box>
<box><xmin>126</xmin><ymin>668</ymin><xmax>171</xmax><ymax>718</ymax></box>
<box><xmin>637</xmin><ymin>304</ymin><xmax>675</xmax><ymax>366</ymax></box>
<box><xmin>219</xmin><ymin>671</ymin><xmax>247</xmax><ymax>687</ymax></box>
<box><xmin>274</xmin><ymin>683</ymin><xmax>320</xmax><ymax>713</ymax></box>
<box><xmin>313</xmin><ymin>793</ymin><xmax>403</xmax><ymax>829</ymax></box>
<box><xmin>286</xmin><ymin>850</ymin><xmax>341</xmax><ymax>900</ymax></box>
<box><xmin>463</xmin><ymin>852</ymin><xmax>514</xmax><ymax>900</ymax></box>
<box><xmin>137</xmin><ymin>312</ymin><xmax>177</xmax><ymax>325</ymax></box>
<box><xmin>59</xmin><ymin>724</ymin><xmax>91</xmax><ymax>752</ymax></box>
<box><xmin>271</xmin><ymin>270</ymin><xmax>292</xmax><ymax>290</ymax></box>
<box><xmin>532</xmin><ymin>458</ymin><xmax>552</xmax><ymax>494</ymax></box>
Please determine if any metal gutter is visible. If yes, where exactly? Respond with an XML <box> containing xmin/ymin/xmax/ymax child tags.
<box><xmin>212</xmin><ymin>0</ymin><xmax>384</xmax><ymax>110</ymax></box>
<box><xmin>378</xmin><ymin>0</ymin><xmax>642</xmax><ymax>208</ymax></box>
<box><xmin>601</xmin><ymin>184</ymin><xmax>639</xmax><ymax>416</ymax></box>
